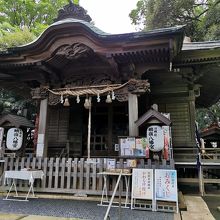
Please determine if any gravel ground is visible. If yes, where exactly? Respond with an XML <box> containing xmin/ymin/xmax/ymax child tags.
<box><xmin>0</xmin><ymin>196</ymin><xmax>174</xmax><ymax>220</ymax></box>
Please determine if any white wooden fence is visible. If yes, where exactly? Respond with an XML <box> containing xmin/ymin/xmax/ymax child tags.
<box><xmin>0</xmin><ymin>157</ymin><xmax>174</xmax><ymax>195</ymax></box>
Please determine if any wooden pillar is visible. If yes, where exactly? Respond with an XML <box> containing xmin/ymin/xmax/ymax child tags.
<box><xmin>128</xmin><ymin>93</ymin><xmax>139</xmax><ymax>136</ymax></box>
<box><xmin>198</xmin><ymin>153</ymin><xmax>205</xmax><ymax>195</ymax></box>
<box><xmin>108</xmin><ymin>105</ymin><xmax>113</xmax><ymax>153</ymax></box>
<box><xmin>36</xmin><ymin>98</ymin><xmax>48</xmax><ymax>157</ymax></box>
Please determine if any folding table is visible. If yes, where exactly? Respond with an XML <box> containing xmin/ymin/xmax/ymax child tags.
<box><xmin>98</xmin><ymin>171</ymin><xmax>132</xmax><ymax>208</ymax></box>
<box><xmin>4</xmin><ymin>170</ymin><xmax>44</xmax><ymax>201</ymax></box>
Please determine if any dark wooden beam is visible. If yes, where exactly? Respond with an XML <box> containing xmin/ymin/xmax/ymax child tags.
<box><xmin>37</xmin><ymin>62</ymin><xmax>62</xmax><ymax>84</ymax></box>
<box><xmin>106</xmin><ymin>54</ymin><xmax>119</xmax><ymax>77</ymax></box>
<box><xmin>0</xmin><ymin>72</ymin><xmax>15</xmax><ymax>79</ymax></box>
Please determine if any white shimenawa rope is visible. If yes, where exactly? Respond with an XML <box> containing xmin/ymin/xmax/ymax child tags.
<box><xmin>48</xmin><ymin>81</ymin><xmax>131</xmax><ymax>97</ymax></box>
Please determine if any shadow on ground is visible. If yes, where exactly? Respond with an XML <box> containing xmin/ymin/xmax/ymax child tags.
<box><xmin>202</xmin><ymin>195</ymin><xmax>220</xmax><ymax>220</ymax></box>
<box><xmin>179</xmin><ymin>183</ymin><xmax>220</xmax><ymax>219</ymax></box>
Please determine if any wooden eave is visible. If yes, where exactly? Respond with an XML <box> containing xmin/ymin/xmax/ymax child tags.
<box><xmin>0</xmin><ymin>21</ymin><xmax>185</xmax><ymax>93</ymax></box>
<box><xmin>200</xmin><ymin>126</ymin><xmax>220</xmax><ymax>141</ymax></box>
<box><xmin>0</xmin><ymin>20</ymin><xmax>185</xmax><ymax>66</ymax></box>
<box><xmin>173</xmin><ymin>42</ymin><xmax>220</xmax><ymax>66</ymax></box>
<box><xmin>171</xmin><ymin>42</ymin><xmax>220</xmax><ymax>108</ymax></box>
<box><xmin>0</xmin><ymin>114</ymin><xmax>34</xmax><ymax>128</ymax></box>
<box><xmin>135</xmin><ymin>108</ymin><xmax>171</xmax><ymax>127</ymax></box>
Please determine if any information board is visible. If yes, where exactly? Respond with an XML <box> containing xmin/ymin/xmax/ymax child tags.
<box><xmin>120</xmin><ymin>137</ymin><xmax>135</xmax><ymax>156</ymax></box>
<box><xmin>134</xmin><ymin>138</ymin><xmax>147</xmax><ymax>156</ymax></box>
<box><xmin>131</xmin><ymin>168</ymin><xmax>153</xmax><ymax>199</ymax></box>
<box><xmin>155</xmin><ymin>169</ymin><xmax>178</xmax><ymax>202</ymax></box>
<box><xmin>119</xmin><ymin>137</ymin><xmax>147</xmax><ymax>157</ymax></box>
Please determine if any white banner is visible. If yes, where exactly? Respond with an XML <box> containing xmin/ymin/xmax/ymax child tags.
<box><xmin>0</xmin><ymin>127</ymin><xmax>4</xmax><ymax>148</ymax></box>
<box><xmin>132</xmin><ymin>168</ymin><xmax>153</xmax><ymax>199</ymax></box>
<box><xmin>155</xmin><ymin>169</ymin><xmax>178</xmax><ymax>202</ymax></box>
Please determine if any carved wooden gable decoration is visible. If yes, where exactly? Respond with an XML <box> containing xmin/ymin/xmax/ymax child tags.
<box><xmin>0</xmin><ymin>1</ymin><xmax>185</xmax><ymax>97</ymax></box>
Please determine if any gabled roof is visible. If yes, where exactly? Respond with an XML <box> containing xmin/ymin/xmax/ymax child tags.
<box><xmin>0</xmin><ymin>114</ymin><xmax>34</xmax><ymax>128</ymax></box>
<box><xmin>200</xmin><ymin>123</ymin><xmax>220</xmax><ymax>141</ymax></box>
<box><xmin>135</xmin><ymin>108</ymin><xmax>171</xmax><ymax>127</ymax></box>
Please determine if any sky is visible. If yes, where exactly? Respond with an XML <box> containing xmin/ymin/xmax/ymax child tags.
<box><xmin>80</xmin><ymin>0</ymin><xmax>139</xmax><ymax>34</ymax></box>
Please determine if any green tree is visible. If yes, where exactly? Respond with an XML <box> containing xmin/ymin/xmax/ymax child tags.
<box><xmin>0</xmin><ymin>0</ymin><xmax>79</xmax><ymax>115</ymax></box>
<box><xmin>0</xmin><ymin>26</ymin><xmax>36</xmax><ymax>50</ymax></box>
<box><xmin>0</xmin><ymin>88</ymin><xmax>36</xmax><ymax>119</ymax></box>
<box><xmin>129</xmin><ymin>0</ymin><xmax>220</xmax><ymax>130</ymax></box>
<box><xmin>196</xmin><ymin>103</ymin><xmax>220</xmax><ymax>131</ymax></box>
<box><xmin>129</xmin><ymin>0</ymin><xmax>220</xmax><ymax>41</ymax></box>
<box><xmin>0</xmin><ymin>0</ymin><xmax>79</xmax><ymax>36</ymax></box>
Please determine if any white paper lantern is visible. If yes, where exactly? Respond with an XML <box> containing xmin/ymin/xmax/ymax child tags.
<box><xmin>147</xmin><ymin>125</ymin><xmax>164</xmax><ymax>152</ymax></box>
<box><xmin>6</xmin><ymin>128</ymin><xmax>23</xmax><ymax>151</ymax></box>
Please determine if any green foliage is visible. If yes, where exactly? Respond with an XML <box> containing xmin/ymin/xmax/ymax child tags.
<box><xmin>0</xmin><ymin>26</ymin><xmax>36</xmax><ymax>50</ymax></box>
<box><xmin>0</xmin><ymin>0</ymin><xmax>70</xmax><ymax>36</ymax></box>
<box><xmin>196</xmin><ymin>103</ymin><xmax>220</xmax><ymax>131</ymax></box>
<box><xmin>0</xmin><ymin>88</ymin><xmax>36</xmax><ymax>119</ymax></box>
<box><xmin>0</xmin><ymin>0</ymin><xmax>80</xmax><ymax>115</ymax></box>
<box><xmin>129</xmin><ymin>0</ymin><xmax>220</xmax><ymax>41</ymax></box>
<box><xmin>129</xmin><ymin>0</ymin><xmax>220</xmax><ymax>129</ymax></box>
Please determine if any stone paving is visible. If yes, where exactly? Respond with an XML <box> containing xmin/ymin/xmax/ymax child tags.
<box><xmin>0</xmin><ymin>196</ymin><xmax>174</xmax><ymax>220</ymax></box>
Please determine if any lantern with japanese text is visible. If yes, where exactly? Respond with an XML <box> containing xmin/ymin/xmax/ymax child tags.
<box><xmin>147</xmin><ymin>125</ymin><xmax>164</xmax><ymax>152</ymax></box>
<box><xmin>6</xmin><ymin>128</ymin><xmax>23</xmax><ymax>150</ymax></box>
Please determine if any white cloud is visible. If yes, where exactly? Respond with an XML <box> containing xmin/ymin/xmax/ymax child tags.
<box><xmin>80</xmin><ymin>0</ymin><xmax>138</xmax><ymax>34</ymax></box>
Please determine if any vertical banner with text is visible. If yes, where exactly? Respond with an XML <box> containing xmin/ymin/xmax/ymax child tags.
<box><xmin>155</xmin><ymin>169</ymin><xmax>178</xmax><ymax>202</ymax></box>
<box><xmin>132</xmin><ymin>168</ymin><xmax>153</xmax><ymax>200</ymax></box>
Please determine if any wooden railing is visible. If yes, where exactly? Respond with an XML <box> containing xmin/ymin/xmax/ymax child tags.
<box><xmin>174</xmin><ymin>148</ymin><xmax>220</xmax><ymax>195</ymax></box>
<box><xmin>0</xmin><ymin>157</ymin><xmax>174</xmax><ymax>196</ymax></box>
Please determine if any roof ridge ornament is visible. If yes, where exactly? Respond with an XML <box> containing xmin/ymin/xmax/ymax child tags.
<box><xmin>54</xmin><ymin>1</ymin><xmax>92</xmax><ymax>23</ymax></box>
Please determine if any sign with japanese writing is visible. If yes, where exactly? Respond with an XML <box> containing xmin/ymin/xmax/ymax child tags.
<box><xmin>120</xmin><ymin>137</ymin><xmax>135</xmax><ymax>156</ymax></box>
<box><xmin>132</xmin><ymin>168</ymin><xmax>153</xmax><ymax>199</ymax></box>
<box><xmin>0</xmin><ymin>127</ymin><xmax>4</xmax><ymax>148</ymax></box>
<box><xmin>106</xmin><ymin>159</ymin><xmax>116</xmax><ymax>169</ymax></box>
<box><xmin>134</xmin><ymin>138</ymin><xmax>147</xmax><ymax>156</ymax></box>
<box><xmin>155</xmin><ymin>169</ymin><xmax>178</xmax><ymax>202</ymax></box>
<box><xmin>147</xmin><ymin>125</ymin><xmax>164</xmax><ymax>152</ymax></box>
<box><xmin>6</xmin><ymin>128</ymin><xmax>23</xmax><ymax>150</ymax></box>
<box><xmin>126</xmin><ymin>159</ymin><xmax>137</xmax><ymax>168</ymax></box>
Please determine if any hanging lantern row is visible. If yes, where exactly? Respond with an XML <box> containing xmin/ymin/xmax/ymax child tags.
<box><xmin>60</xmin><ymin>90</ymin><xmax>116</xmax><ymax>107</ymax></box>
